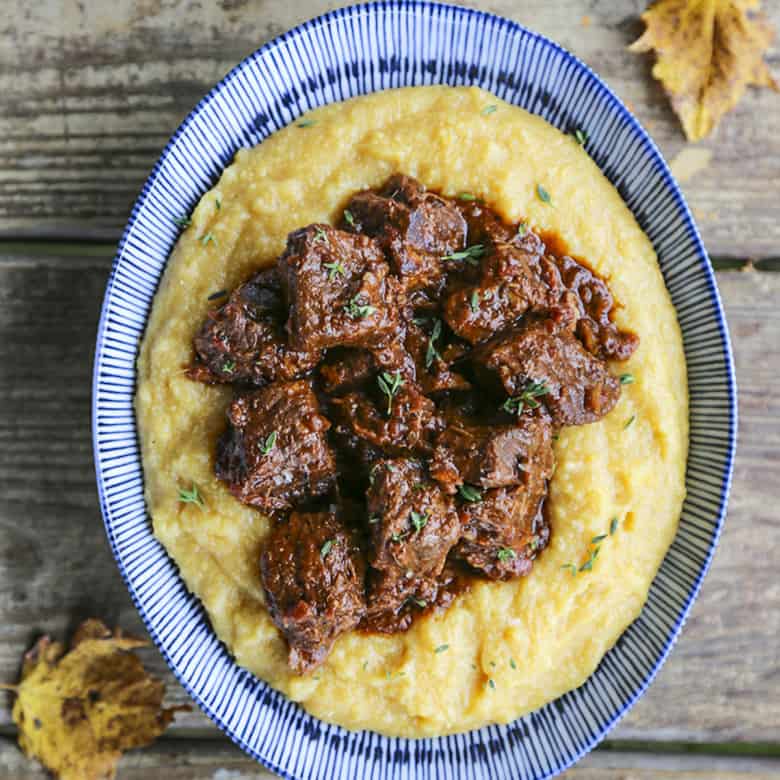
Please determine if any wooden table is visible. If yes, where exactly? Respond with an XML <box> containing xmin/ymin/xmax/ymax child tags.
<box><xmin>1</xmin><ymin>1</ymin><xmax>779</xmax><ymax>777</ymax></box>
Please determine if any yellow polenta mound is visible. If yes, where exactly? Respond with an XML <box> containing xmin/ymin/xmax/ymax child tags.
<box><xmin>136</xmin><ymin>86</ymin><xmax>687</xmax><ymax>737</ymax></box>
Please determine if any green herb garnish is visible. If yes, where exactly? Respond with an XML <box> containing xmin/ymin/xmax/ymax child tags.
<box><xmin>344</xmin><ymin>296</ymin><xmax>376</xmax><ymax>319</ymax></box>
<box><xmin>591</xmin><ymin>534</ymin><xmax>607</xmax><ymax>544</ymax></box>
<box><xmin>313</xmin><ymin>227</ymin><xmax>328</xmax><ymax>244</ymax></box>
<box><xmin>434</xmin><ymin>644</ymin><xmax>449</xmax><ymax>654</ymax></box>
<box><xmin>200</xmin><ymin>232</ymin><xmax>217</xmax><ymax>246</ymax></box>
<box><xmin>442</xmin><ymin>244</ymin><xmax>486</xmax><ymax>266</ymax></box>
<box><xmin>260</xmin><ymin>431</ymin><xmax>277</xmax><ymax>456</ymax></box>
<box><xmin>343</xmin><ymin>209</ymin><xmax>355</xmax><ymax>227</ymax></box>
<box><xmin>410</xmin><ymin>510</ymin><xmax>428</xmax><ymax>534</ymax></box>
<box><xmin>425</xmin><ymin>319</ymin><xmax>442</xmax><ymax>369</ymax></box>
<box><xmin>488</xmin><ymin>679</ymin><xmax>496</xmax><ymax>690</ymax></box>
<box><xmin>517</xmin><ymin>222</ymin><xmax>527</xmax><ymax>237</ymax></box>
<box><xmin>458</xmin><ymin>484</ymin><xmax>483</xmax><ymax>503</ymax></box>
<box><xmin>470</xmin><ymin>290</ymin><xmax>480</xmax><ymax>314</ymax></box>
<box><xmin>173</xmin><ymin>215</ymin><xmax>192</xmax><ymax>229</ymax></box>
<box><xmin>457</xmin><ymin>192</ymin><xmax>477</xmax><ymax>201</ymax></box>
<box><xmin>377</xmin><ymin>370</ymin><xmax>404</xmax><ymax>415</ymax></box>
<box><xmin>215</xmin><ymin>197</ymin><xmax>222</xmax><ymax>210</ymax></box>
<box><xmin>502</xmin><ymin>381</ymin><xmax>549</xmax><ymax>416</ymax></box>
<box><xmin>561</xmin><ymin>563</ymin><xmax>578</xmax><ymax>576</ymax></box>
<box><xmin>178</xmin><ymin>484</ymin><xmax>204</xmax><ymax>509</ymax></box>
<box><xmin>620</xmin><ymin>373</ymin><xmax>635</xmax><ymax>385</ymax></box>
<box><xmin>509</xmin><ymin>658</ymin><xmax>517</xmax><ymax>670</ymax></box>
<box><xmin>481</xmin><ymin>104</ymin><xmax>497</xmax><ymax>116</ymax></box>
<box><xmin>369</xmin><ymin>514</ymin><xmax>381</xmax><ymax>524</ymax></box>
<box><xmin>320</xmin><ymin>539</ymin><xmax>335</xmax><ymax>558</ymax></box>
<box><xmin>610</xmin><ymin>517</ymin><xmax>619</xmax><ymax>535</ymax></box>
<box><xmin>579</xmin><ymin>545</ymin><xmax>601</xmax><ymax>572</ymax></box>
<box><xmin>222</xmin><ymin>360</ymin><xmax>235</xmax><ymax>374</ymax></box>
<box><xmin>497</xmin><ymin>547</ymin><xmax>517</xmax><ymax>562</ymax></box>
<box><xmin>536</xmin><ymin>184</ymin><xmax>552</xmax><ymax>204</ymax></box>
<box><xmin>297</xmin><ymin>119</ymin><xmax>317</xmax><ymax>128</ymax></box>
<box><xmin>207</xmin><ymin>289</ymin><xmax>227</xmax><ymax>301</ymax></box>
<box><xmin>624</xmin><ymin>414</ymin><xmax>636</xmax><ymax>429</ymax></box>
<box><xmin>573</xmin><ymin>128</ymin><xmax>588</xmax><ymax>146</ymax></box>
<box><xmin>323</xmin><ymin>260</ymin><xmax>346</xmax><ymax>280</ymax></box>
<box><xmin>413</xmin><ymin>599</ymin><xmax>427</xmax><ymax>608</ymax></box>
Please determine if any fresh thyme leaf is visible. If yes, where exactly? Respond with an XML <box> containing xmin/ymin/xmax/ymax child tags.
<box><xmin>620</xmin><ymin>373</ymin><xmax>635</xmax><ymax>385</ymax></box>
<box><xmin>488</xmin><ymin>679</ymin><xmax>496</xmax><ymax>690</ymax></box>
<box><xmin>503</xmin><ymin>381</ymin><xmax>549</xmax><ymax>416</ymax></box>
<box><xmin>579</xmin><ymin>545</ymin><xmax>601</xmax><ymax>572</ymax></box>
<box><xmin>363</xmin><ymin>661</ymin><xmax>369</xmax><ymax>671</ymax></box>
<box><xmin>552</xmin><ymin>432</ymin><xmax>560</xmax><ymax>441</ymax></box>
<box><xmin>509</xmin><ymin>658</ymin><xmax>517</xmax><ymax>670</ymax></box>
<box><xmin>442</xmin><ymin>244</ymin><xmax>486</xmax><ymax>265</ymax></box>
<box><xmin>413</xmin><ymin>598</ymin><xmax>427</xmax><ymax>608</ymax></box>
<box><xmin>344</xmin><ymin>296</ymin><xmax>376</xmax><ymax>319</ymax></box>
<box><xmin>173</xmin><ymin>215</ymin><xmax>192</xmax><ymax>229</ymax></box>
<box><xmin>425</xmin><ymin>319</ymin><xmax>443</xmax><ymax>369</ymax></box>
<box><xmin>458</xmin><ymin>484</ymin><xmax>483</xmax><ymax>503</ymax></box>
<box><xmin>516</xmin><ymin>221</ymin><xmax>527</xmax><ymax>237</ymax></box>
<box><xmin>222</xmin><ymin>360</ymin><xmax>235</xmax><ymax>374</ymax></box>
<box><xmin>561</xmin><ymin>563</ymin><xmax>578</xmax><ymax>576</ymax></box>
<box><xmin>574</xmin><ymin>128</ymin><xmax>588</xmax><ymax>146</ymax></box>
<box><xmin>377</xmin><ymin>370</ymin><xmax>404</xmax><ymax>415</ymax></box>
<box><xmin>207</xmin><ymin>289</ymin><xmax>227</xmax><ymax>301</ymax></box>
<box><xmin>457</xmin><ymin>192</ymin><xmax>477</xmax><ymax>201</ymax></box>
<box><xmin>481</xmin><ymin>104</ymin><xmax>497</xmax><ymax>116</ymax></box>
<box><xmin>200</xmin><ymin>232</ymin><xmax>217</xmax><ymax>246</ymax></box>
<box><xmin>390</xmin><ymin>531</ymin><xmax>408</xmax><ymax>543</ymax></box>
<box><xmin>297</xmin><ymin>119</ymin><xmax>317</xmax><ymax>128</ymax></box>
<box><xmin>320</xmin><ymin>539</ymin><xmax>335</xmax><ymax>558</ymax></box>
<box><xmin>624</xmin><ymin>414</ymin><xmax>636</xmax><ymax>429</ymax></box>
<box><xmin>497</xmin><ymin>547</ymin><xmax>517</xmax><ymax>562</ymax></box>
<box><xmin>591</xmin><ymin>534</ymin><xmax>607</xmax><ymax>544</ymax></box>
<box><xmin>215</xmin><ymin>197</ymin><xmax>221</xmax><ymax>210</ymax></box>
<box><xmin>410</xmin><ymin>510</ymin><xmax>428</xmax><ymax>533</ymax></box>
<box><xmin>610</xmin><ymin>517</ymin><xmax>619</xmax><ymax>535</ymax></box>
<box><xmin>323</xmin><ymin>260</ymin><xmax>346</xmax><ymax>280</ymax></box>
<box><xmin>434</xmin><ymin>644</ymin><xmax>449</xmax><ymax>654</ymax></box>
<box><xmin>536</xmin><ymin>184</ymin><xmax>552</xmax><ymax>204</ymax></box>
<box><xmin>178</xmin><ymin>484</ymin><xmax>204</xmax><ymax>509</ymax></box>
<box><xmin>313</xmin><ymin>227</ymin><xmax>328</xmax><ymax>244</ymax></box>
<box><xmin>343</xmin><ymin>209</ymin><xmax>355</xmax><ymax>227</ymax></box>
<box><xmin>260</xmin><ymin>431</ymin><xmax>277</xmax><ymax>456</ymax></box>
<box><xmin>470</xmin><ymin>290</ymin><xmax>480</xmax><ymax>314</ymax></box>
<box><xmin>369</xmin><ymin>514</ymin><xmax>381</xmax><ymax>524</ymax></box>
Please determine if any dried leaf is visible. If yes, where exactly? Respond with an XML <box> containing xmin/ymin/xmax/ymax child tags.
<box><xmin>630</xmin><ymin>0</ymin><xmax>779</xmax><ymax>140</ymax></box>
<box><xmin>1</xmin><ymin>619</ymin><xmax>188</xmax><ymax>780</ymax></box>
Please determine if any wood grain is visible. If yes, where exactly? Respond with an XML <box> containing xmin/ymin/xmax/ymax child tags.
<box><xmin>2</xmin><ymin>738</ymin><xmax>780</xmax><ymax>779</ymax></box>
<box><xmin>0</xmin><ymin>253</ymin><xmax>777</xmax><ymax>746</ymax></box>
<box><xmin>1</xmin><ymin>0</ymin><xmax>779</xmax><ymax>254</ymax></box>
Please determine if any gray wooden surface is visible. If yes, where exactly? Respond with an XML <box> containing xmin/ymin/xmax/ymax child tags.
<box><xmin>1</xmin><ymin>0</ymin><xmax>779</xmax><ymax>777</ymax></box>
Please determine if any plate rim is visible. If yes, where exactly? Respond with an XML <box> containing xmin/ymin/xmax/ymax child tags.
<box><xmin>91</xmin><ymin>2</ymin><xmax>738</xmax><ymax>777</ymax></box>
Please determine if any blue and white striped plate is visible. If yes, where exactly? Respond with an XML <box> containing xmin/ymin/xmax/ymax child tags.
<box><xmin>92</xmin><ymin>2</ymin><xmax>737</xmax><ymax>778</ymax></box>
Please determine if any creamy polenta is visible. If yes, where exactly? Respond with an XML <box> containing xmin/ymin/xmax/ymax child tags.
<box><xmin>135</xmin><ymin>86</ymin><xmax>687</xmax><ymax>737</ymax></box>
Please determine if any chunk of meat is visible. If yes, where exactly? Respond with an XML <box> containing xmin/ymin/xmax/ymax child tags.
<box><xmin>429</xmin><ymin>410</ymin><xmax>553</xmax><ymax>493</ymax></box>
<box><xmin>472</xmin><ymin>317</ymin><xmax>621</xmax><ymax>427</ymax></box>
<box><xmin>319</xmin><ymin>349</ymin><xmax>376</xmax><ymax>394</ymax></box>
<box><xmin>444</xmin><ymin>234</ymin><xmax>552</xmax><ymax>344</ymax></box>
<box><xmin>260</xmin><ymin>510</ymin><xmax>366</xmax><ymax>674</ymax></box>
<box><xmin>455</xmin><ymin>486</ymin><xmax>551</xmax><ymax>580</ymax></box>
<box><xmin>215</xmin><ymin>380</ymin><xmax>336</xmax><ymax>511</ymax></box>
<box><xmin>330</xmin><ymin>381</ymin><xmax>442</xmax><ymax>456</ymax></box>
<box><xmin>456</xmin><ymin>199</ymin><xmax>515</xmax><ymax>246</ymax></box>
<box><xmin>363</xmin><ymin>458</ymin><xmax>460</xmax><ymax>627</ymax></box>
<box><xmin>540</xmin><ymin>254</ymin><xmax>639</xmax><ymax>361</ymax></box>
<box><xmin>278</xmin><ymin>224</ymin><xmax>402</xmax><ymax>351</ymax></box>
<box><xmin>344</xmin><ymin>174</ymin><xmax>467</xmax><ymax>291</ymax></box>
<box><xmin>188</xmin><ymin>268</ymin><xmax>321</xmax><ymax>385</ymax></box>
<box><xmin>401</xmin><ymin>319</ymin><xmax>472</xmax><ymax>395</ymax></box>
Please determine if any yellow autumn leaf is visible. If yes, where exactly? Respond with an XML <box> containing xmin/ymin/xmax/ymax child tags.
<box><xmin>630</xmin><ymin>0</ymin><xmax>779</xmax><ymax>140</ymax></box>
<box><xmin>1</xmin><ymin>619</ymin><xmax>188</xmax><ymax>780</ymax></box>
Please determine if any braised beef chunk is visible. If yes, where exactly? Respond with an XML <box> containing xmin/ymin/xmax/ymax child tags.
<box><xmin>472</xmin><ymin>318</ymin><xmax>621</xmax><ymax>427</ymax></box>
<box><xmin>542</xmin><ymin>254</ymin><xmax>639</xmax><ymax>361</ymax></box>
<box><xmin>189</xmin><ymin>269</ymin><xmax>321</xmax><ymax>385</ymax></box>
<box><xmin>429</xmin><ymin>410</ymin><xmax>553</xmax><ymax>493</ymax></box>
<box><xmin>345</xmin><ymin>174</ymin><xmax>467</xmax><ymax>291</ymax></box>
<box><xmin>187</xmin><ymin>173</ymin><xmax>641</xmax><ymax>665</ymax></box>
<box><xmin>444</xmin><ymin>235</ymin><xmax>552</xmax><ymax>344</ymax></box>
<box><xmin>215</xmin><ymin>380</ymin><xmax>336</xmax><ymax>511</ymax></box>
<box><xmin>278</xmin><ymin>224</ymin><xmax>401</xmax><ymax>352</ymax></box>
<box><xmin>330</xmin><ymin>381</ymin><xmax>442</xmax><ymax>456</ymax></box>
<box><xmin>455</xmin><ymin>486</ymin><xmax>551</xmax><ymax>580</ymax></box>
<box><xmin>260</xmin><ymin>510</ymin><xmax>366</xmax><ymax>673</ymax></box>
<box><xmin>363</xmin><ymin>459</ymin><xmax>460</xmax><ymax>626</ymax></box>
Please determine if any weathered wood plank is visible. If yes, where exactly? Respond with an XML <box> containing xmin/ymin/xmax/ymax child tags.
<box><xmin>0</xmin><ymin>257</ymin><xmax>777</xmax><ymax>744</ymax></box>
<box><xmin>1</xmin><ymin>0</ymin><xmax>779</xmax><ymax>254</ymax></box>
<box><xmin>2</xmin><ymin>737</ymin><xmax>780</xmax><ymax>779</ymax></box>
